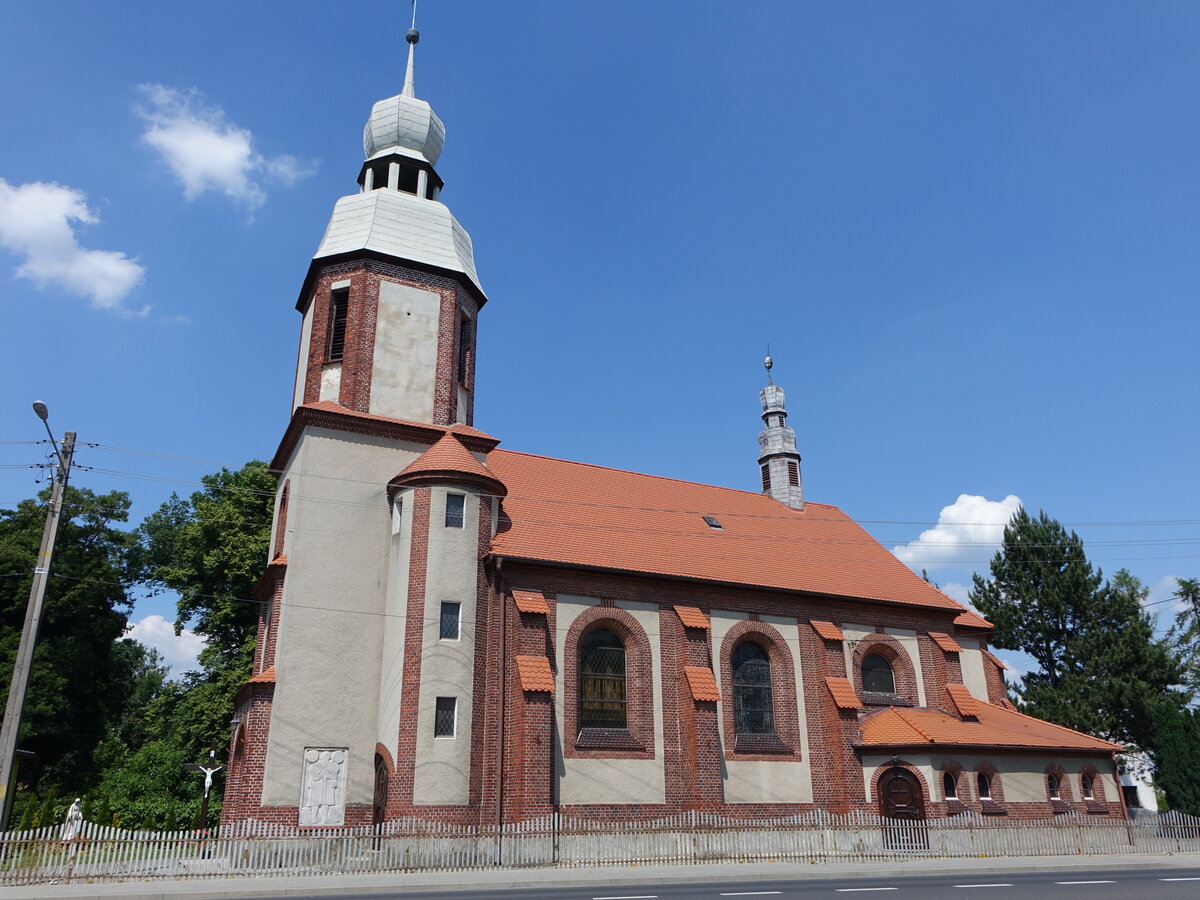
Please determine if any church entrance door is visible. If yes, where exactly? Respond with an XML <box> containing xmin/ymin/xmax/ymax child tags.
<box><xmin>878</xmin><ymin>766</ymin><xmax>927</xmax><ymax>850</ymax></box>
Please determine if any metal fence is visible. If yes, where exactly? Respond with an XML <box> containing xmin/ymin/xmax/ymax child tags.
<box><xmin>1</xmin><ymin>809</ymin><xmax>1198</xmax><ymax>887</ymax></box>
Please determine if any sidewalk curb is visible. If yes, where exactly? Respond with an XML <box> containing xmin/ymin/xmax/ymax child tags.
<box><xmin>4</xmin><ymin>853</ymin><xmax>1200</xmax><ymax>899</ymax></box>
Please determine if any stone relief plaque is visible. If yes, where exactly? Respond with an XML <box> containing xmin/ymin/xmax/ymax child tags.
<box><xmin>299</xmin><ymin>748</ymin><xmax>348</xmax><ymax>826</ymax></box>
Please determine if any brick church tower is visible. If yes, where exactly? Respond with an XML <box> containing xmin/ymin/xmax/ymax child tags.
<box><xmin>222</xmin><ymin>27</ymin><xmax>505</xmax><ymax>828</ymax></box>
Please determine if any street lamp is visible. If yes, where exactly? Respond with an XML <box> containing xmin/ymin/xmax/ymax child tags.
<box><xmin>0</xmin><ymin>404</ymin><xmax>77</xmax><ymax>829</ymax></box>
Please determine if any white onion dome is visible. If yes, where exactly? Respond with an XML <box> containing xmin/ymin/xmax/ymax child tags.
<box><xmin>362</xmin><ymin>94</ymin><xmax>445</xmax><ymax>165</ymax></box>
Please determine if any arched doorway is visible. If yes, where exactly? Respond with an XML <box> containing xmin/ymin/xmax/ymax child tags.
<box><xmin>372</xmin><ymin>754</ymin><xmax>389</xmax><ymax>827</ymax></box>
<box><xmin>878</xmin><ymin>766</ymin><xmax>927</xmax><ymax>850</ymax></box>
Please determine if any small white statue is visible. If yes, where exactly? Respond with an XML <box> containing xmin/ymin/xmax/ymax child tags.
<box><xmin>61</xmin><ymin>798</ymin><xmax>83</xmax><ymax>842</ymax></box>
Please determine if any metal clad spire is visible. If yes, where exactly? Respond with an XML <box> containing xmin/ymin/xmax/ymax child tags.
<box><xmin>402</xmin><ymin>0</ymin><xmax>420</xmax><ymax>98</ymax></box>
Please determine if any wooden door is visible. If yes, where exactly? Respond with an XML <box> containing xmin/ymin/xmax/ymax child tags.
<box><xmin>879</xmin><ymin>766</ymin><xmax>927</xmax><ymax>850</ymax></box>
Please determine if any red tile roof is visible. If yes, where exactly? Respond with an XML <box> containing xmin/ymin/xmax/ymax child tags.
<box><xmin>825</xmin><ymin>677</ymin><xmax>862</xmax><ymax>710</ymax></box>
<box><xmin>515</xmin><ymin>656</ymin><xmax>554</xmax><ymax>693</ymax></box>
<box><xmin>683</xmin><ymin>666</ymin><xmax>721</xmax><ymax>701</ymax></box>
<box><xmin>945</xmin><ymin>683</ymin><xmax>980</xmax><ymax>718</ymax></box>
<box><xmin>675</xmin><ymin>606</ymin><xmax>711</xmax><ymax>630</ymax></box>
<box><xmin>929</xmin><ymin>632</ymin><xmax>963</xmax><ymax>653</ymax></box>
<box><xmin>390</xmin><ymin>433</ymin><xmax>506</xmax><ymax>496</ymax></box>
<box><xmin>811</xmin><ymin>620</ymin><xmax>845</xmax><ymax>641</ymax></box>
<box><xmin>486</xmin><ymin>450</ymin><xmax>972</xmax><ymax>614</ymax></box>
<box><xmin>859</xmin><ymin>702</ymin><xmax>1121</xmax><ymax>752</ymax></box>
<box><xmin>249</xmin><ymin>667</ymin><xmax>276</xmax><ymax>684</ymax></box>
<box><xmin>512</xmin><ymin>589</ymin><xmax>550</xmax><ymax>615</ymax></box>
<box><xmin>954</xmin><ymin>609</ymin><xmax>992</xmax><ymax>629</ymax></box>
<box><xmin>983</xmin><ymin>650</ymin><xmax>1009</xmax><ymax>671</ymax></box>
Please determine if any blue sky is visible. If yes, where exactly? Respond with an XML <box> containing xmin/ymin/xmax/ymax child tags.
<box><xmin>1</xmin><ymin>2</ymin><xmax>1197</xmax><ymax>675</ymax></box>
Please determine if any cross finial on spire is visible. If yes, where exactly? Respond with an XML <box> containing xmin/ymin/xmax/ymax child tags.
<box><xmin>402</xmin><ymin>0</ymin><xmax>420</xmax><ymax>98</ymax></box>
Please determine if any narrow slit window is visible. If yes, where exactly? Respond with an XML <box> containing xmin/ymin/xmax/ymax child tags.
<box><xmin>445</xmin><ymin>493</ymin><xmax>465</xmax><ymax>528</ymax></box>
<box><xmin>787</xmin><ymin>460</ymin><xmax>800</xmax><ymax>486</ymax></box>
<box><xmin>440</xmin><ymin>601</ymin><xmax>461</xmax><ymax>640</ymax></box>
<box><xmin>327</xmin><ymin>288</ymin><xmax>349</xmax><ymax>361</ymax></box>
<box><xmin>457</xmin><ymin>316</ymin><xmax>472</xmax><ymax>384</ymax></box>
<box><xmin>943</xmin><ymin>771</ymin><xmax>957</xmax><ymax>799</ymax></box>
<box><xmin>434</xmin><ymin>697</ymin><xmax>456</xmax><ymax>737</ymax></box>
<box><xmin>760</xmin><ymin>464</ymin><xmax>771</xmax><ymax>491</ymax></box>
<box><xmin>977</xmin><ymin>772</ymin><xmax>992</xmax><ymax>800</ymax></box>
<box><xmin>1082</xmin><ymin>774</ymin><xmax>1094</xmax><ymax>799</ymax></box>
<box><xmin>1047</xmin><ymin>774</ymin><xmax>1060</xmax><ymax>800</ymax></box>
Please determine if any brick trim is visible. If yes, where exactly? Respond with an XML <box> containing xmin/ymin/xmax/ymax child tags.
<box><xmin>718</xmin><ymin>620</ymin><xmax>801</xmax><ymax>761</ymax></box>
<box><xmin>852</xmin><ymin>634</ymin><xmax>919</xmax><ymax>707</ymax></box>
<box><xmin>562</xmin><ymin>605</ymin><xmax>654</xmax><ymax>760</ymax></box>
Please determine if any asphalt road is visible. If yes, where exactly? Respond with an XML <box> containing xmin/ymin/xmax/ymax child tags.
<box><xmin>270</xmin><ymin>868</ymin><xmax>1200</xmax><ymax>900</ymax></box>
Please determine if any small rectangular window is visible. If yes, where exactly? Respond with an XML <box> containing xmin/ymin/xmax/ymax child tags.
<box><xmin>702</xmin><ymin>515</ymin><xmax>722</xmax><ymax>530</ymax></box>
<box><xmin>327</xmin><ymin>288</ymin><xmax>349</xmax><ymax>361</ymax></box>
<box><xmin>445</xmin><ymin>493</ymin><xmax>465</xmax><ymax>528</ymax></box>
<box><xmin>787</xmin><ymin>460</ymin><xmax>800</xmax><ymax>487</ymax></box>
<box><xmin>440</xmin><ymin>602</ymin><xmax>461</xmax><ymax>640</ymax></box>
<box><xmin>434</xmin><ymin>697</ymin><xmax>456</xmax><ymax>737</ymax></box>
<box><xmin>760</xmin><ymin>464</ymin><xmax>771</xmax><ymax>491</ymax></box>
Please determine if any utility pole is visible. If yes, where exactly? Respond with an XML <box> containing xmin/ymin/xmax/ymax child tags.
<box><xmin>0</xmin><ymin>403</ymin><xmax>76</xmax><ymax>829</ymax></box>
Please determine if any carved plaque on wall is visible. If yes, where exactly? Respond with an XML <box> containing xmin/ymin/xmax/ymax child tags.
<box><xmin>299</xmin><ymin>748</ymin><xmax>348</xmax><ymax>826</ymax></box>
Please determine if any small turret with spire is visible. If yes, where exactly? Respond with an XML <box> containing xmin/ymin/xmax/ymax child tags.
<box><xmin>757</xmin><ymin>355</ymin><xmax>804</xmax><ymax>510</ymax></box>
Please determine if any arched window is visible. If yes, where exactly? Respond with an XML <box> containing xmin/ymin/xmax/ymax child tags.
<box><xmin>732</xmin><ymin>641</ymin><xmax>774</xmax><ymax>734</ymax></box>
<box><xmin>943</xmin><ymin>771</ymin><xmax>958</xmax><ymax>799</ymax></box>
<box><xmin>977</xmin><ymin>772</ymin><xmax>992</xmax><ymax>800</ymax></box>
<box><xmin>862</xmin><ymin>653</ymin><xmax>895</xmax><ymax>694</ymax></box>
<box><xmin>1047</xmin><ymin>773</ymin><xmax>1061</xmax><ymax>800</ymax></box>
<box><xmin>1081</xmin><ymin>774</ymin><xmax>1094</xmax><ymax>799</ymax></box>
<box><xmin>579</xmin><ymin>629</ymin><xmax>626</xmax><ymax>729</ymax></box>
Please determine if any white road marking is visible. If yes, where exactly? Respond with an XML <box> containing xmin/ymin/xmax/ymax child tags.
<box><xmin>1056</xmin><ymin>881</ymin><xmax>1116</xmax><ymax>885</ymax></box>
<box><xmin>835</xmin><ymin>890</ymin><xmax>899</xmax><ymax>894</ymax></box>
<box><xmin>1161</xmin><ymin>877</ymin><xmax>1200</xmax><ymax>881</ymax></box>
<box><xmin>954</xmin><ymin>885</ymin><xmax>1014</xmax><ymax>889</ymax></box>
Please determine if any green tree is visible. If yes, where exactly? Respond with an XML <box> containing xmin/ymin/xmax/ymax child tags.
<box><xmin>970</xmin><ymin>508</ymin><xmax>1181</xmax><ymax>749</ymax></box>
<box><xmin>1168</xmin><ymin>577</ymin><xmax>1200</xmax><ymax>699</ymax></box>
<box><xmin>1147</xmin><ymin>698</ymin><xmax>1200</xmax><ymax>815</ymax></box>
<box><xmin>133</xmin><ymin>462</ymin><xmax>274</xmax><ymax>674</ymax></box>
<box><xmin>0</xmin><ymin>488</ymin><xmax>144</xmax><ymax>793</ymax></box>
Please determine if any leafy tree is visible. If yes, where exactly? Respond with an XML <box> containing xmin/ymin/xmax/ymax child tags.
<box><xmin>970</xmin><ymin>508</ymin><xmax>1181</xmax><ymax>749</ymax></box>
<box><xmin>133</xmin><ymin>462</ymin><xmax>274</xmax><ymax>675</ymax></box>
<box><xmin>89</xmin><ymin>739</ymin><xmax>201</xmax><ymax>830</ymax></box>
<box><xmin>0</xmin><ymin>488</ymin><xmax>144</xmax><ymax>793</ymax></box>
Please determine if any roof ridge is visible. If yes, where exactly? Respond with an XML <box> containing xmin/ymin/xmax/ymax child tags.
<box><xmin>489</xmin><ymin>448</ymin><xmax>839</xmax><ymax>511</ymax></box>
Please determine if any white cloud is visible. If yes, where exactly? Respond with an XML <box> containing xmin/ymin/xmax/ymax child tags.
<box><xmin>0</xmin><ymin>179</ymin><xmax>145</xmax><ymax>310</ymax></box>
<box><xmin>126</xmin><ymin>614</ymin><xmax>205</xmax><ymax>674</ymax></box>
<box><xmin>136</xmin><ymin>84</ymin><xmax>315</xmax><ymax>210</ymax></box>
<box><xmin>940</xmin><ymin>582</ymin><xmax>971</xmax><ymax>605</ymax></box>
<box><xmin>892</xmin><ymin>493</ymin><xmax>1022</xmax><ymax>569</ymax></box>
<box><xmin>1147</xmin><ymin>574</ymin><xmax>1183</xmax><ymax>612</ymax></box>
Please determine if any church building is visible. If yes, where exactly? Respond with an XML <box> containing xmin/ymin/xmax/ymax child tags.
<box><xmin>221</xmin><ymin>31</ymin><xmax>1124</xmax><ymax>829</ymax></box>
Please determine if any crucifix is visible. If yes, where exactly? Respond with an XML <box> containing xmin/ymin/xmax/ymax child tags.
<box><xmin>184</xmin><ymin>742</ymin><xmax>224</xmax><ymax>831</ymax></box>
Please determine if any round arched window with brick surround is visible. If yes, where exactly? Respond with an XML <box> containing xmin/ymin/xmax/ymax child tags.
<box><xmin>579</xmin><ymin>628</ymin><xmax>626</xmax><ymax>730</ymax></box>
<box><xmin>861</xmin><ymin>653</ymin><xmax>895</xmax><ymax>694</ymax></box>
<box><xmin>943</xmin><ymin>770</ymin><xmax>958</xmax><ymax>799</ymax></box>
<box><xmin>1047</xmin><ymin>773</ymin><xmax>1061</xmax><ymax>800</ymax></box>
<box><xmin>732</xmin><ymin>641</ymin><xmax>774</xmax><ymax>735</ymax></box>
<box><xmin>1081</xmin><ymin>773</ymin><xmax>1095</xmax><ymax>800</ymax></box>
<box><xmin>977</xmin><ymin>772</ymin><xmax>992</xmax><ymax>800</ymax></box>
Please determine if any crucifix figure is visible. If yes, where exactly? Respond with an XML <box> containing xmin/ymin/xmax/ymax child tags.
<box><xmin>184</xmin><ymin>742</ymin><xmax>224</xmax><ymax>831</ymax></box>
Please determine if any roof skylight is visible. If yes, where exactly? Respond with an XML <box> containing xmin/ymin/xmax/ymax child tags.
<box><xmin>702</xmin><ymin>515</ymin><xmax>723</xmax><ymax>530</ymax></box>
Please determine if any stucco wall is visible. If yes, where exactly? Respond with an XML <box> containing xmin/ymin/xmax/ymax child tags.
<box><xmin>293</xmin><ymin>306</ymin><xmax>313</xmax><ymax>411</ymax></box>
<box><xmin>862</xmin><ymin>752</ymin><xmax>1118</xmax><ymax>804</ymax></box>
<box><xmin>957</xmin><ymin>639</ymin><xmax>989</xmax><ymax>700</ymax></box>
<box><xmin>370</xmin><ymin>280</ymin><xmax>440</xmax><ymax>422</ymax></box>
<box><xmin>711</xmin><ymin>610</ymin><xmax>813</xmax><ymax>804</ymax></box>
<box><xmin>412</xmin><ymin>486</ymin><xmax>480</xmax><ymax>806</ymax></box>
<box><xmin>554</xmin><ymin>595</ymin><xmax>665</xmax><ymax>805</ymax></box>
<box><xmin>262</xmin><ymin>428</ymin><xmax>425</xmax><ymax>810</ymax></box>
<box><xmin>377</xmin><ymin>492</ymin><xmax>413</xmax><ymax>763</ymax></box>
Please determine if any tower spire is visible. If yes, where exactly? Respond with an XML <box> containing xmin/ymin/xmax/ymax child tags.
<box><xmin>756</xmin><ymin>358</ymin><xmax>804</xmax><ymax>510</ymax></box>
<box><xmin>402</xmin><ymin>1</ymin><xmax>419</xmax><ymax>98</ymax></box>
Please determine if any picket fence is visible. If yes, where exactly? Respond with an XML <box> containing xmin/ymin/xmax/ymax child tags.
<box><xmin>1</xmin><ymin>808</ymin><xmax>1198</xmax><ymax>887</ymax></box>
